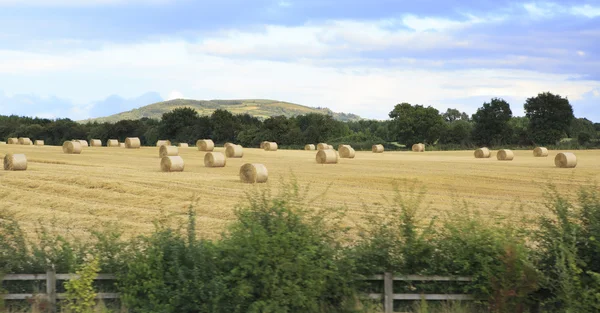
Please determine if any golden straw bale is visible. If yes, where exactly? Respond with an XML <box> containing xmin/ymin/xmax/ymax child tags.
<box><xmin>533</xmin><ymin>147</ymin><xmax>549</xmax><ymax>157</ymax></box>
<box><xmin>7</xmin><ymin>138</ymin><xmax>18</xmax><ymax>144</ymax></box>
<box><xmin>317</xmin><ymin>143</ymin><xmax>330</xmax><ymax>150</ymax></box>
<box><xmin>197</xmin><ymin>139</ymin><xmax>215</xmax><ymax>151</ymax></box>
<box><xmin>62</xmin><ymin>141</ymin><xmax>82</xmax><ymax>154</ymax></box>
<box><xmin>18</xmin><ymin>138</ymin><xmax>32</xmax><ymax>145</ymax></box>
<box><xmin>497</xmin><ymin>149</ymin><xmax>515</xmax><ymax>161</ymax></box>
<box><xmin>304</xmin><ymin>144</ymin><xmax>316</xmax><ymax>150</ymax></box>
<box><xmin>224</xmin><ymin>142</ymin><xmax>234</xmax><ymax>149</ymax></box>
<box><xmin>107</xmin><ymin>139</ymin><xmax>119</xmax><ymax>147</ymax></box>
<box><xmin>204</xmin><ymin>152</ymin><xmax>226</xmax><ymax>167</ymax></box>
<box><xmin>159</xmin><ymin>145</ymin><xmax>179</xmax><ymax>158</ymax></box>
<box><xmin>90</xmin><ymin>139</ymin><xmax>102</xmax><ymax>147</ymax></box>
<box><xmin>372</xmin><ymin>144</ymin><xmax>384</xmax><ymax>153</ymax></box>
<box><xmin>125</xmin><ymin>137</ymin><xmax>141</xmax><ymax>149</ymax></box>
<box><xmin>34</xmin><ymin>140</ymin><xmax>44</xmax><ymax>146</ymax></box>
<box><xmin>412</xmin><ymin>143</ymin><xmax>425</xmax><ymax>152</ymax></box>
<box><xmin>160</xmin><ymin>156</ymin><xmax>184</xmax><ymax>172</ymax></box>
<box><xmin>260</xmin><ymin>141</ymin><xmax>269</xmax><ymax>149</ymax></box>
<box><xmin>119</xmin><ymin>143</ymin><xmax>125</xmax><ymax>148</ymax></box>
<box><xmin>0</xmin><ymin>141</ymin><xmax>6</xmax><ymax>145</ymax></box>
<box><xmin>264</xmin><ymin>142</ymin><xmax>278</xmax><ymax>151</ymax></box>
<box><xmin>3</xmin><ymin>154</ymin><xmax>27</xmax><ymax>171</ymax></box>
<box><xmin>339</xmin><ymin>146</ymin><xmax>355</xmax><ymax>158</ymax></box>
<box><xmin>474</xmin><ymin>147</ymin><xmax>491</xmax><ymax>158</ymax></box>
<box><xmin>225</xmin><ymin>144</ymin><xmax>244</xmax><ymax>158</ymax></box>
<box><xmin>178</xmin><ymin>143</ymin><xmax>189</xmax><ymax>148</ymax></box>
<box><xmin>76</xmin><ymin>140</ymin><xmax>89</xmax><ymax>147</ymax></box>
<box><xmin>156</xmin><ymin>140</ymin><xmax>171</xmax><ymax>147</ymax></box>
<box><xmin>239</xmin><ymin>163</ymin><xmax>268</xmax><ymax>183</ymax></box>
<box><xmin>328</xmin><ymin>144</ymin><xmax>334</xmax><ymax>150</ymax></box>
<box><xmin>316</xmin><ymin>149</ymin><xmax>339</xmax><ymax>164</ymax></box>
<box><xmin>555</xmin><ymin>152</ymin><xmax>577</xmax><ymax>168</ymax></box>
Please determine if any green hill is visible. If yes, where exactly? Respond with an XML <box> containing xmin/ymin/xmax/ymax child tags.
<box><xmin>80</xmin><ymin>99</ymin><xmax>363</xmax><ymax>123</ymax></box>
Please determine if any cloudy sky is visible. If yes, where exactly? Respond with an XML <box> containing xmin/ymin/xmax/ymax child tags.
<box><xmin>0</xmin><ymin>0</ymin><xmax>599</xmax><ymax>121</ymax></box>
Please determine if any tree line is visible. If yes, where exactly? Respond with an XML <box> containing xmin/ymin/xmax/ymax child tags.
<box><xmin>1</xmin><ymin>91</ymin><xmax>598</xmax><ymax>149</ymax></box>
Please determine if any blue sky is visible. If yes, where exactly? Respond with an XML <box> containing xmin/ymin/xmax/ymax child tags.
<box><xmin>0</xmin><ymin>0</ymin><xmax>599</xmax><ymax>121</ymax></box>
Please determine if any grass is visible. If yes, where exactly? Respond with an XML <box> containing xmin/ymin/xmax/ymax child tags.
<box><xmin>1</xmin><ymin>145</ymin><xmax>599</xmax><ymax>240</ymax></box>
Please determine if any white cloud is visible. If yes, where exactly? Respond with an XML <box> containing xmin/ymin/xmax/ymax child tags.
<box><xmin>593</xmin><ymin>90</ymin><xmax>600</xmax><ymax>97</ymax></box>
<box><xmin>577</xmin><ymin>50</ymin><xmax>586</xmax><ymax>56</ymax></box>
<box><xmin>167</xmin><ymin>90</ymin><xmax>184</xmax><ymax>100</ymax></box>
<box><xmin>523</xmin><ymin>2</ymin><xmax>600</xmax><ymax>19</ymax></box>
<box><xmin>0</xmin><ymin>0</ymin><xmax>171</xmax><ymax>6</ymax></box>
<box><xmin>570</xmin><ymin>4</ymin><xmax>600</xmax><ymax>18</ymax></box>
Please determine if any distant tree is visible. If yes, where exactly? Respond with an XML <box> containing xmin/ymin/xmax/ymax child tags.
<box><xmin>524</xmin><ymin>92</ymin><xmax>574</xmax><ymax>145</ymax></box>
<box><xmin>443</xmin><ymin>108</ymin><xmax>470</xmax><ymax>123</ymax></box>
<box><xmin>439</xmin><ymin>120</ymin><xmax>473</xmax><ymax>145</ymax></box>
<box><xmin>578</xmin><ymin>132</ymin><xmax>592</xmax><ymax>145</ymax></box>
<box><xmin>159</xmin><ymin>107</ymin><xmax>200</xmax><ymax>143</ymax></box>
<box><xmin>210</xmin><ymin>109</ymin><xmax>238</xmax><ymax>143</ymax></box>
<box><xmin>569</xmin><ymin>118</ymin><xmax>596</xmax><ymax>139</ymax></box>
<box><xmin>471</xmin><ymin>98</ymin><xmax>513</xmax><ymax>146</ymax></box>
<box><xmin>508</xmin><ymin>117</ymin><xmax>532</xmax><ymax>146</ymax></box>
<box><xmin>388</xmin><ymin>103</ymin><xmax>445</xmax><ymax>146</ymax></box>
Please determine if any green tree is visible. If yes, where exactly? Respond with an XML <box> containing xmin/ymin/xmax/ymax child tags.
<box><xmin>443</xmin><ymin>108</ymin><xmax>470</xmax><ymax>122</ymax></box>
<box><xmin>159</xmin><ymin>107</ymin><xmax>200</xmax><ymax>143</ymax></box>
<box><xmin>524</xmin><ymin>92</ymin><xmax>574</xmax><ymax>145</ymax></box>
<box><xmin>471</xmin><ymin>98</ymin><xmax>513</xmax><ymax>146</ymax></box>
<box><xmin>388</xmin><ymin>103</ymin><xmax>445</xmax><ymax>146</ymax></box>
<box><xmin>210</xmin><ymin>109</ymin><xmax>239</xmax><ymax>143</ymax></box>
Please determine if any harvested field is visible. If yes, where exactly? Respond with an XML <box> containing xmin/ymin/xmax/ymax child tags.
<box><xmin>0</xmin><ymin>145</ymin><xmax>598</xmax><ymax>239</ymax></box>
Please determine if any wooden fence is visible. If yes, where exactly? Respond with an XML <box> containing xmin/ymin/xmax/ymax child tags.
<box><xmin>2</xmin><ymin>271</ymin><xmax>474</xmax><ymax>313</ymax></box>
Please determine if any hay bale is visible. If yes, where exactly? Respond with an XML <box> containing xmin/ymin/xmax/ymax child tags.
<box><xmin>339</xmin><ymin>145</ymin><xmax>355</xmax><ymax>159</ymax></box>
<box><xmin>317</xmin><ymin>143</ymin><xmax>330</xmax><ymax>150</ymax></box>
<box><xmin>338</xmin><ymin>144</ymin><xmax>349</xmax><ymax>151</ymax></box>
<box><xmin>264</xmin><ymin>142</ymin><xmax>278</xmax><ymax>151</ymax></box>
<box><xmin>90</xmin><ymin>139</ymin><xmax>102</xmax><ymax>147</ymax></box>
<box><xmin>304</xmin><ymin>144</ymin><xmax>316</xmax><ymax>151</ymax></box>
<box><xmin>239</xmin><ymin>163</ymin><xmax>268</xmax><ymax>183</ymax></box>
<box><xmin>0</xmin><ymin>141</ymin><xmax>6</xmax><ymax>145</ymax></box>
<box><xmin>316</xmin><ymin>149</ymin><xmax>339</xmax><ymax>164</ymax></box>
<box><xmin>328</xmin><ymin>144</ymin><xmax>334</xmax><ymax>150</ymax></box>
<box><xmin>159</xmin><ymin>145</ymin><xmax>178</xmax><ymax>158</ymax></box>
<box><xmin>178</xmin><ymin>143</ymin><xmax>189</xmax><ymax>148</ymax></box>
<box><xmin>474</xmin><ymin>147</ymin><xmax>491</xmax><ymax>158</ymax></box>
<box><xmin>225</xmin><ymin>144</ymin><xmax>244</xmax><ymax>158</ymax></box>
<box><xmin>107</xmin><ymin>139</ymin><xmax>119</xmax><ymax>147</ymax></box>
<box><xmin>34</xmin><ymin>140</ymin><xmax>44</xmax><ymax>146</ymax></box>
<box><xmin>260</xmin><ymin>141</ymin><xmax>269</xmax><ymax>149</ymax></box>
<box><xmin>62</xmin><ymin>141</ymin><xmax>82</xmax><ymax>154</ymax></box>
<box><xmin>8</xmin><ymin>138</ymin><xmax>18</xmax><ymax>144</ymax></box>
<box><xmin>412</xmin><ymin>143</ymin><xmax>425</xmax><ymax>152</ymax></box>
<box><xmin>18</xmin><ymin>137</ymin><xmax>32</xmax><ymax>145</ymax></box>
<box><xmin>497</xmin><ymin>149</ymin><xmax>514</xmax><ymax>161</ymax></box>
<box><xmin>533</xmin><ymin>147</ymin><xmax>549</xmax><ymax>157</ymax></box>
<box><xmin>555</xmin><ymin>152</ymin><xmax>577</xmax><ymax>168</ymax></box>
<box><xmin>76</xmin><ymin>140</ymin><xmax>89</xmax><ymax>147</ymax></box>
<box><xmin>372</xmin><ymin>144</ymin><xmax>384</xmax><ymax>153</ymax></box>
<box><xmin>224</xmin><ymin>142</ymin><xmax>235</xmax><ymax>149</ymax></box>
<box><xmin>119</xmin><ymin>143</ymin><xmax>125</xmax><ymax>148</ymax></box>
<box><xmin>161</xmin><ymin>156</ymin><xmax>184</xmax><ymax>172</ymax></box>
<box><xmin>3</xmin><ymin>153</ymin><xmax>27</xmax><ymax>171</ymax></box>
<box><xmin>156</xmin><ymin>140</ymin><xmax>171</xmax><ymax>147</ymax></box>
<box><xmin>125</xmin><ymin>137</ymin><xmax>141</xmax><ymax>149</ymax></box>
<box><xmin>204</xmin><ymin>152</ymin><xmax>226</xmax><ymax>167</ymax></box>
<box><xmin>197</xmin><ymin>139</ymin><xmax>214</xmax><ymax>151</ymax></box>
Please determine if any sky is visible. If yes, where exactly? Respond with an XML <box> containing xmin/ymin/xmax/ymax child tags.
<box><xmin>0</xmin><ymin>0</ymin><xmax>599</xmax><ymax>121</ymax></box>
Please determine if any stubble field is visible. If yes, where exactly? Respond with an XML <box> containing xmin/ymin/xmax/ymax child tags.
<box><xmin>1</xmin><ymin>144</ymin><xmax>599</xmax><ymax>239</ymax></box>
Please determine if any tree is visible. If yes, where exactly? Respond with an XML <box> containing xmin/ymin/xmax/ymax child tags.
<box><xmin>210</xmin><ymin>109</ymin><xmax>238</xmax><ymax>143</ymax></box>
<box><xmin>443</xmin><ymin>108</ymin><xmax>470</xmax><ymax>123</ymax></box>
<box><xmin>388</xmin><ymin>103</ymin><xmax>445</xmax><ymax>146</ymax></box>
<box><xmin>524</xmin><ymin>92</ymin><xmax>574</xmax><ymax>145</ymax></box>
<box><xmin>439</xmin><ymin>120</ymin><xmax>473</xmax><ymax>145</ymax></box>
<box><xmin>159</xmin><ymin>107</ymin><xmax>200</xmax><ymax>143</ymax></box>
<box><xmin>471</xmin><ymin>98</ymin><xmax>513</xmax><ymax>146</ymax></box>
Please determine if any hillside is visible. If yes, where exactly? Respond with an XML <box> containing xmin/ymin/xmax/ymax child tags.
<box><xmin>80</xmin><ymin>99</ymin><xmax>362</xmax><ymax>123</ymax></box>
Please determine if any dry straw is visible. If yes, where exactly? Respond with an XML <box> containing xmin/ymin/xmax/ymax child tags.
<box><xmin>90</xmin><ymin>139</ymin><xmax>102</xmax><ymax>147</ymax></box>
<box><xmin>4</xmin><ymin>153</ymin><xmax>27</xmax><ymax>171</ymax></box>
<box><xmin>316</xmin><ymin>149</ymin><xmax>339</xmax><ymax>164</ymax></box>
<box><xmin>119</xmin><ymin>143</ymin><xmax>125</xmax><ymax>148</ymax></box>
<box><xmin>226</xmin><ymin>144</ymin><xmax>244</xmax><ymax>158</ymax></box>
<box><xmin>34</xmin><ymin>140</ymin><xmax>44</xmax><ymax>146</ymax></box>
<box><xmin>239</xmin><ymin>163</ymin><xmax>268</xmax><ymax>183</ymax></box>
<box><xmin>204</xmin><ymin>152</ymin><xmax>226</xmax><ymax>167</ymax></box>
<box><xmin>412</xmin><ymin>143</ymin><xmax>425</xmax><ymax>152</ymax></box>
<box><xmin>159</xmin><ymin>145</ymin><xmax>179</xmax><ymax>158</ymax></box>
<box><xmin>304</xmin><ymin>144</ymin><xmax>316</xmax><ymax>151</ymax></box>
<box><xmin>534</xmin><ymin>147</ymin><xmax>549</xmax><ymax>157</ymax></box>
<box><xmin>156</xmin><ymin>140</ymin><xmax>171</xmax><ymax>147</ymax></box>
<box><xmin>125</xmin><ymin>137</ymin><xmax>141</xmax><ymax>149</ymax></box>
<box><xmin>260</xmin><ymin>141</ymin><xmax>269</xmax><ymax>149</ymax></box>
<box><xmin>197</xmin><ymin>139</ymin><xmax>215</xmax><ymax>151</ymax></box>
<box><xmin>372</xmin><ymin>144</ymin><xmax>384</xmax><ymax>153</ymax></box>
<box><xmin>63</xmin><ymin>141</ymin><xmax>82</xmax><ymax>154</ymax></box>
<box><xmin>317</xmin><ymin>143</ymin><xmax>330</xmax><ymax>150</ymax></box>
<box><xmin>224</xmin><ymin>142</ymin><xmax>235</xmax><ymax>149</ymax></box>
<box><xmin>8</xmin><ymin>138</ymin><xmax>18</xmax><ymax>144</ymax></box>
<box><xmin>161</xmin><ymin>156</ymin><xmax>184</xmax><ymax>172</ymax></box>
<box><xmin>107</xmin><ymin>139</ymin><xmax>119</xmax><ymax>147</ymax></box>
<box><xmin>474</xmin><ymin>147</ymin><xmax>491</xmax><ymax>158</ymax></box>
<box><xmin>264</xmin><ymin>142</ymin><xmax>278</xmax><ymax>151</ymax></box>
<box><xmin>555</xmin><ymin>152</ymin><xmax>577</xmax><ymax>168</ymax></box>
<box><xmin>77</xmin><ymin>140</ymin><xmax>89</xmax><ymax>147</ymax></box>
<box><xmin>497</xmin><ymin>149</ymin><xmax>514</xmax><ymax>161</ymax></box>
<box><xmin>339</xmin><ymin>145</ymin><xmax>356</xmax><ymax>159</ymax></box>
<box><xmin>328</xmin><ymin>144</ymin><xmax>334</xmax><ymax>150</ymax></box>
<box><xmin>178</xmin><ymin>143</ymin><xmax>189</xmax><ymax>148</ymax></box>
<box><xmin>0</xmin><ymin>141</ymin><xmax>6</xmax><ymax>145</ymax></box>
<box><xmin>18</xmin><ymin>138</ymin><xmax>32</xmax><ymax>145</ymax></box>
<box><xmin>338</xmin><ymin>144</ymin><xmax>348</xmax><ymax>151</ymax></box>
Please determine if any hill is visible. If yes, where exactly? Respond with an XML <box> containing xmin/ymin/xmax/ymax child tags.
<box><xmin>80</xmin><ymin>99</ymin><xmax>363</xmax><ymax>123</ymax></box>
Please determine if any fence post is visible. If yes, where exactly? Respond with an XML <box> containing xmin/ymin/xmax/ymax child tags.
<box><xmin>46</xmin><ymin>268</ymin><xmax>57</xmax><ymax>313</ymax></box>
<box><xmin>384</xmin><ymin>272</ymin><xmax>393</xmax><ymax>313</ymax></box>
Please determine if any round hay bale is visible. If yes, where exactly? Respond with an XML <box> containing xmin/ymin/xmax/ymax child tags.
<box><xmin>160</xmin><ymin>156</ymin><xmax>184</xmax><ymax>172</ymax></box>
<box><xmin>225</xmin><ymin>144</ymin><xmax>244</xmax><ymax>158</ymax></box>
<box><xmin>497</xmin><ymin>149</ymin><xmax>514</xmax><ymax>161</ymax></box>
<box><xmin>18</xmin><ymin>137</ymin><xmax>32</xmax><ymax>145</ymax></box>
<box><xmin>8</xmin><ymin>138</ymin><xmax>18</xmax><ymax>144</ymax></box>
<box><xmin>317</xmin><ymin>143</ymin><xmax>330</xmax><ymax>150</ymax></box>
<box><xmin>62</xmin><ymin>141</ymin><xmax>82</xmax><ymax>154</ymax></box>
<box><xmin>34</xmin><ymin>140</ymin><xmax>44</xmax><ymax>146</ymax></box>
<box><xmin>533</xmin><ymin>147</ymin><xmax>549</xmax><ymax>157</ymax></box>
<box><xmin>412</xmin><ymin>143</ymin><xmax>425</xmax><ymax>152</ymax></box>
<box><xmin>555</xmin><ymin>152</ymin><xmax>577</xmax><ymax>168</ymax></box>
<box><xmin>328</xmin><ymin>144</ymin><xmax>334</xmax><ymax>150</ymax></box>
<box><xmin>159</xmin><ymin>145</ymin><xmax>178</xmax><ymax>158</ymax></box>
<box><xmin>264</xmin><ymin>142</ymin><xmax>278</xmax><ymax>151</ymax></box>
<box><xmin>304</xmin><ymin>144</ymin><xmax>316</xmax><ymax>151</ymax></box>
<box><xmin>76</xmin><ymin>140</ymin><xmax>89</xmax><ymax>147</ymax></box>
<box><xmin>372</xmin><ymin>144</ymin><xmax>384</xmax><ymax>153</ymax></box>
<box><xmin>107</xmin><ymin>139</ymin><xmax>119</xmax><ymax>147</ymax></box>
<box><xmin>339</xmin><ymin>146</ymin><xmax>355</xmax><ymax>159</ymax></box>
<box><xmin>119</xmin><ymin>143</ymin><xmax>125</xmax><ymax>148</ymax></box>
<box><xmin>90</xmin><ymin>139</ymin><xmax>102</xmax><ymax>147</ymax></box>
<box><xmin>204</xmin><ymin>152</ymin><xmax>226</xmax><ymax>167</ymax></box>
<box><xmin>316</xmin><ymin>149</ymin><xmax>339</xmax><ymax>164</ymax></box>
<box><xmin>0</xmin><ymin>141</ymin><xmax>6</xmax><ymax>145</ymax></box>
<box><xmin>156</xmin><ymin>140</ymin><xmax>171</xmax><ymax>147</ymax></box>
<box><xmin>474</xmin><ymin>147</ymin><xmax>491</xmax><ymax>158</ymax></box>
<box><xmin>197</xmin><ymin>139</ymin><xmax>215</xmax><ymax>151</ymax></box>
<box><xmin>260</xmin><ymin>141</ymin><xmax>269</xmax><ymax>149</ymax></box>
<box><xmin>338</xmin><ymin>144</ymin><xmax>349</xmax><ymax>151</ymax></box>
<box><xmin>239</xmin><ymin>163</ymin><xmax>268</xmax><ymax>183</ymax></box>
<box><xmin>125</xmin><ymin>137</ymin><xmax>141</xmax><ymax>149</ymax></box>
<box><xmin>178</xmin><ymin>143</ymin><xmax>189</xmax><ymax>148</ymax></box>
<box><xmin>4</xmin><ymin>154</ymin><xmax>27</xmax><ymax>171</ymax></box>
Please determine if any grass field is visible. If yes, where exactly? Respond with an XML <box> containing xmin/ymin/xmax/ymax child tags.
<box><xmin>1</xmin><ymin>145</ymin><xmax>599</xmax><ymax>239</ymax></box>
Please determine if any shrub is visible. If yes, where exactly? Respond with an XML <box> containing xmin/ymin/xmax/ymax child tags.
<box><xmin>63</xmin><ymin>257</ymin><xmax>100</xmax><ymax>313</ymax></box>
